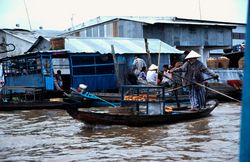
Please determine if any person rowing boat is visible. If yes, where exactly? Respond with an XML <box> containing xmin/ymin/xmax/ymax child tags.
<box><xmin>169</xmin><ymin>50</ymin><xmax>219</xmax><ymax>111</ymax></box>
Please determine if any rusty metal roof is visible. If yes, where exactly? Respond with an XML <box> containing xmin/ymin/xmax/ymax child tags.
<box><xmin>64</xmin><ymin>37</ymin><xmax>183</xmax><ymax>54</ymax></box>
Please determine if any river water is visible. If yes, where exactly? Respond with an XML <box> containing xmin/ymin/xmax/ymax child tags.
<box><xmin>0</xmin><ymin>102</ymin><xmax>241</xmax><ymax>162</ymax></box>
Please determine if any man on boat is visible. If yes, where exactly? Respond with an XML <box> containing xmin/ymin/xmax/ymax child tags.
<box><xmin>54</xmin><ymin>70</ymin><xmax>63</xmax><ymax>91</ymax></box>
<box><xmin>132</xmin><ymin>55</ymin><xmax>147</xmax><ymax>76</ymax></box>
<box><xmin>170</xmin><ymin>50</ymin><xmax>219</xmax><ymax>111</ymax></box>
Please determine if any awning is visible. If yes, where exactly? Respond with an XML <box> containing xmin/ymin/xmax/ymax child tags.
<box><xmin>64</xmin><ymin>37</ymin><xmax>183</xmax><ymax>54</ymax></box>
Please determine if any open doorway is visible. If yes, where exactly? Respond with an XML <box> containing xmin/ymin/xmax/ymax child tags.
<box><xmin>52</xmin><ymin>58</ymin><xmax>71</xmax><ymax>91</ymax></box>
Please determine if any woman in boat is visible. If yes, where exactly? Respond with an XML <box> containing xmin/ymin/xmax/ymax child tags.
<box><xmin>137</xmin><ymin>66</ymin><xmax>147</xmax><ymax>84</ymax></box>
<box><xmin>146</xmin><ymin>64</ymin><xmax>159</xmax><ymax>85</ymax></box>
<box><xmin>170</xmin><ymin>50</ymin><xmax>219</xmax><ymax>111</ymax></box>
<box><xmin>160</xmin><ymin>64</ymin><xmax>173</xmax><ymax>87</ymax></box>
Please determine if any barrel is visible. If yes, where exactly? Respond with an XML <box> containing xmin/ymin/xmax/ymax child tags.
<box><xmin>207</xmin><ymin>58</ymin><xmax>218</xmax><ymax>69</ymax></box>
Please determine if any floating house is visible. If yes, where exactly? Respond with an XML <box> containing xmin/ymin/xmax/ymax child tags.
<box><xmin>0</xmin><ymin>29</ymin><xmax>38</xmax><ymax>59</ymax></box>
<box><xmin>61</xmin><ymin>16</ymin><xmax>240</xmax><ymax>64</ymax></box>
<box><xmin>1</xmin><ymin>37</ymin><xmax>183</xmax><ymax>93</ymax></box>
<box><xmin>0</xmin><ymin>28</ymin><xmax>63</xmax><ymax>59</ymax></box>
<box><xmin>60</xmin><ymin>16</ymin><xmax>244</xmax><ymax>97</ymax></box>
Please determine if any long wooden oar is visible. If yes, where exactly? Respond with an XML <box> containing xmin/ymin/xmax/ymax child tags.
<box><xmin>164</xmin><ymin>77</ymin><xmax>214</xmax><ymax>93</ymax></box>
<box><xmin>70</xmin><ymin>88</ymin><xmax>116</xmax><ymax>107</ymax></box>
<box><xmin>172</xmin><ymin>73</ymin><xmax>241</xmax><ymax>103</ymax></box>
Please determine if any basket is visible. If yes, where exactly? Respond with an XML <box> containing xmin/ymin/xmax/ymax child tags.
<box><xmin>238</xmin><ymin>57</ymin><xmax>244</xmax><ymax>69</ymax></box>
<box><xmin>207</xmin><ymin>58</ymin><xmax>218</xmax><ymax>69</ymax></box>
<box><xmin>218</xmin><ymin>56</ymin><xmax>229</xmax><ymax>68</ymax></box>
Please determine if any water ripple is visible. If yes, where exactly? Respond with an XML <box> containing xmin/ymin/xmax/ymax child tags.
<box><xmin>0</xmin><ymin>103</ymin><xmax>240</xmax><ymax>161</ymax></box>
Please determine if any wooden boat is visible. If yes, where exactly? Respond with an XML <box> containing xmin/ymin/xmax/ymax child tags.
<box><xmin>227</xmin><ymin>79</ymin><xmax>242</xmax><ymax>90</ymax></box>
<box><xmin>0</xmin><ymin>88</ymin><xmax>92</xmax><ymax>111</ymax></box>
<box><xmin>0</xmin><ymin>100</ymin><xmax>70</xmax><ymax>111</ymax></box>
<box><xmin>207</xmin><ymin>50</ymin><xmax>244</xmax><ymax>100</ymax></box>
<box><xmin>66</xmin><ymin>85</ymin><xmax>218</xmax><ymax>127</ymax></box>
<box><xmin>67</xmin><ymin>101</ymin><xmax>217</xmax><ymax>127</ymax></box>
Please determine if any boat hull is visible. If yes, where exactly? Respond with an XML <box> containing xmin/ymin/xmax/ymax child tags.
<box><xmin>67</xmin><ymin>104</ymin><xmax>217</xmax><ymax>127</ymax></box>
<box><xmin>0</xmin><ymin>97</ymin><xmax>94</xmax><ymax>111</ymax></box>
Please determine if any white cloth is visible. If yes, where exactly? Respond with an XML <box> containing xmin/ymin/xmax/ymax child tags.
<box><xmin>146</xmin><ymin>70</ymin><xmax>157</xmax><ymax>85</ymax></box>
<box><xmin>162</xmin><ymin>71</ymin><xmax>172</xmax><ymax>84</ymax></box>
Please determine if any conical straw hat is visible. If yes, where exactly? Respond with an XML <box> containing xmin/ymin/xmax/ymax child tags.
<box><xmin>148</xmin><ymin>64</ymin><xmax>158</xmax><ymax>70</ymax></box>
<box><xmin>185</xmin><ymin>50</ymin><xmax>201</xmax><ymax>59</ymax></box>
<box><xmin>79</xmin><ymin>84</ymin><xmax>88</xmax><ymax>90</ymax></box>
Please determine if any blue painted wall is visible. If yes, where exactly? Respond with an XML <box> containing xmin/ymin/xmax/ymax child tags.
<box><xmin>240</xmin><ymin>1</ymin><xmax>250</xmax><ymax>161</ymax></box>
<box><xmin>5</xmin><ymin>74</ymin><xmax>44</xmax><ymax>88</ymax></box>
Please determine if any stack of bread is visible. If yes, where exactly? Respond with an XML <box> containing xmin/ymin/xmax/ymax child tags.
<box><xmin>165</xmin><ymin>106</ymin><xmax>173</xmax><ymax>113</ymax></box>
<box><xmin>124</xmin><ymin>94</ymin><xmax>157</xmax><ymax>101</ymax></box>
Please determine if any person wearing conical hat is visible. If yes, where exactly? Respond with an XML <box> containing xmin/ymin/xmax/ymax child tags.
<box><xmin>146</xmin><ymin>64</ymin><xmax>159</xmax><ymax>85</ymax></box>
<box><xmin>170</xmin><ymin>50</ymin><xmax>219</xmax><ymax>111</ymax></box>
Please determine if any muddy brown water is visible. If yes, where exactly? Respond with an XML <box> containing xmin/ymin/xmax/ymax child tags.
<box><xmin>0</xmin><ymin>103</ymin><xmax>240</xmax><ymax>161</ymax></box>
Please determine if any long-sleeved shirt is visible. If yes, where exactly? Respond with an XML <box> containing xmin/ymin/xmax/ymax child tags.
<box><xmin>132</xmin><ymin>58</ymin><xmax>147</xmax><ymax>76</ymax></box>
<box><xmin>171</xmin><ymin>60</ymin><xmax>216</xmax><ymax>86</ymax></box>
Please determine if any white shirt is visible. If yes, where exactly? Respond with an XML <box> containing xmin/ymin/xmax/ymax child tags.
<box><xmin>146</xmin><ymin>70</ymin><xmax>157</xmax><ymax>85</ymax></box>
<box><xmin>162</xmin><ymin>71</ymin><xmax>172</xmax><ymax>84</ymax></box>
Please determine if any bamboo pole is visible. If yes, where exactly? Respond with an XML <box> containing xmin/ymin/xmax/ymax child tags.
<box><xmin>144</xmin><ymin>38</ymin><xmax>152</xmax><ymax>65</ymax></box>
<box><xmin>111</xmin><ymin>45</ymin><xmax>122</xmax><ymax>86</ymax></box>
<box><xmin>172</xmin><ymin>72</ymin><xmax>241</xmax><ymax>103</ymax></box>
<box><xmin>156</xmin><ymin>42</ymin><xmax>162</xmax><ymax>85</ymax></box>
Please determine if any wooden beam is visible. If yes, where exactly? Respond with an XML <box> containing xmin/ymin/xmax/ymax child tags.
<box><xmin>144</xmin><ymin>38</ymin><xmax>152</xmax><ymax>66</ymax></box>
<box><xmin>111</xmin><ymin>45</ymin><xmax>122</xmax><ymax>86</ymax></box>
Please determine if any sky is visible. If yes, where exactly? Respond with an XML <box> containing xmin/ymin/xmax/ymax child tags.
<box><xmin>0</xmin><ymin>0</ymin><xmax>248</xmax><ymax>31</ymax></box>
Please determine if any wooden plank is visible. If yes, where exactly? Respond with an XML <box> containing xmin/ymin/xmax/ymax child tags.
<box><xmin>2</xmin><ymin>86</ymin><xmax>42</xmax><ymax>91</ymax></box>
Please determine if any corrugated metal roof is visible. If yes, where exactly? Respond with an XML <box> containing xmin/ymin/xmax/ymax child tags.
<box><xmin>64</xmin><ymin>16</ymin><xmax>237</xmax><ymax>33</ymax></box>
<box><xmin>64</xmin><ymin>37</ymin><xmax>183</xmax><ymax>54</ymax></box>
<box><xmin>66</xmin><ymin>16</ymin><xmax>174</xmax><ymax>32</ymax></box>
<box><xmin>2</xmin><ymin>29</ymin><xmax>38</xmax><ymax>43</ymax></box>
<box><xmin>34</xmin><ymin>30</ymin><xmax>64</xmax><ymax>38</ymax></box>
<box><xmin>1</xmin><ymin>29</ymin><xmax>63</xmax><ymax>44</ymax></box>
